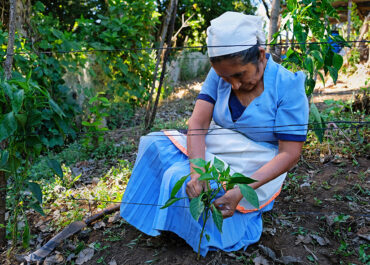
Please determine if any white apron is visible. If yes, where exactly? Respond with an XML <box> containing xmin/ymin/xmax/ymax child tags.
<box><xmin>163</xmin><ymin>123</ymin><xmax>286</xmax><ymax>213</ymax></box>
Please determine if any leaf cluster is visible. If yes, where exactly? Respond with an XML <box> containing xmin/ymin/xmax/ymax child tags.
<box><xmin>162</xmin><ymin>157</ymin><xmax>259</xmax><ymax>234</ymax></box>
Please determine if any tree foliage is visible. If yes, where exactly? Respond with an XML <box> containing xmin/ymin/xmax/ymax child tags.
<box><xmin>156</xmin><ymin>0</ymin><xmax>256</xmax><ymax>47</ymax></box>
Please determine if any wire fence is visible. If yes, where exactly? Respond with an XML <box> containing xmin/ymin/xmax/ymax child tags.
<box><xmin>9</xmin><ymin>40</ymin><xmax>370</xmax><ymax>56</ymax></box>
<box><xmin>66</xmin><ymin>196</ymin><xmax>370</xmax><ymax>218</ymax></box>
<box><xmin>9</xmin><ymin>120</ymin><xmax>369</xmax><ymax>138</ymax></box>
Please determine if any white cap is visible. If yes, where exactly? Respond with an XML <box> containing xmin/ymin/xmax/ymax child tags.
<box><xmin>206</xmin><ymin>12</ymin><xmax>266</xmax><ymax>57</ymax></box>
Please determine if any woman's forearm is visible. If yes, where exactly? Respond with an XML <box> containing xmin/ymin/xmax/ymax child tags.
<box><xmin>230</xmin><ymin>141</ymin><xmax>303</xmax><ymax>203</ymax></box>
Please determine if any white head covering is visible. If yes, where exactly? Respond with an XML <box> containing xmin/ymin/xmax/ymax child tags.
<box><xmin>206</xmin><ymin>12</ymin><xmax>266</xmax><ymax>57</ymax></box>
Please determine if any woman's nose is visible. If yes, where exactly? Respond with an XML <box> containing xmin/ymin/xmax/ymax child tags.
<box><xmin>231</xmin><ymin>79</ymin><xmax>241</xmax><ymax>90</ymax></box>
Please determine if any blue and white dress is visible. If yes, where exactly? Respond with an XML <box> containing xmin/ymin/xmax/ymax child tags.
<box><xmin>120</xmin><ymin>54</ymin><xmax>309</xmax><ymax>256</ymax></box>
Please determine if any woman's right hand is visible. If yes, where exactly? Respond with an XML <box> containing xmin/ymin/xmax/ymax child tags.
<box><xmin>186</xmin><ymin>176</ymin><xmax>208</xmax><ymax>198</ymax></box>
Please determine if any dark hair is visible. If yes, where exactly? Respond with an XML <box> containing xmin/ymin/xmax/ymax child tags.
<box><xmin>209</xmin><ymin>41</ymin><xmax>261</xmax><ymax>66</ymax></box>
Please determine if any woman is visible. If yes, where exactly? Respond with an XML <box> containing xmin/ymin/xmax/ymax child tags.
<box><xmin>120</xmin><ymin>12</ymin><xmax>309</xmax><ymax>256</ymax></box>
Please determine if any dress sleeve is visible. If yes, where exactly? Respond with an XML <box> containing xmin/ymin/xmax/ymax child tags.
<box><xmin>196</xmin><ymin>68</ymin><xmax>219</xmax><ymax>104</ymax></box>
<box><xmin>274</xmin><ymin>71</ymin><xmax>309</xmax><ymax>141</ymax></box>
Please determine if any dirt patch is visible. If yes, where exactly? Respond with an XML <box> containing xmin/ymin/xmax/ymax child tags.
<box><xmin>75</xmin><ymin>157</ymin><xmax>369</xmax><ymax>265</ymax></box>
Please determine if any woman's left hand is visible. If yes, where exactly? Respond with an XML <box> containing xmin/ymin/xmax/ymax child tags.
<box><xmin>213</xmin><ymin>188</ymin><xmax>243</xmax><ymax>219</ymax></box>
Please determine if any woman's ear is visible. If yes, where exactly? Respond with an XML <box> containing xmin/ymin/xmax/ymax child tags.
<box><xmin>258</xmin><ymin>47</ymin><xmax>266</xmax><ymax>62</ymax></box>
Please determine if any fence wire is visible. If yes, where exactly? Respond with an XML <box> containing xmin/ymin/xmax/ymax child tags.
<box><xmin>9</xmin><ymin>40</ymin><xmax>370</xmax><ymax>56</ymax></box>
<box><xmin>8</xmin><ymin>120</ymin><xmax>369</xmax><ymax>138</ymax></box>
<box><xmin>66</xmin><ymin>196</ymin><xmax>370</xmax><ymax>218</ymax></box>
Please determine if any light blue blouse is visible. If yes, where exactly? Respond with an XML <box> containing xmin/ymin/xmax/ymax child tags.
<box><xmin>198</xmin><ymin>55</ymin><xmax>309</xmax><ymax>147</ymax></box>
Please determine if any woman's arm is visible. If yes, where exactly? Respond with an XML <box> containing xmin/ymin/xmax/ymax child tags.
<box><xmin>186</xmin><ymin>100</ymin><xmax>214</xmax><ymax>198</ymax></box>
<box><xmin>214</xmin><ymin>140</ymin><xmax>304</xmax><ymax>218</ymax></box>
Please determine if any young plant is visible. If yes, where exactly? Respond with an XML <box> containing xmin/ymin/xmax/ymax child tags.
<box><xmin>161</xmin><ymin>157</ymin><xmax>259</xmax><ymax>259</ymax></box>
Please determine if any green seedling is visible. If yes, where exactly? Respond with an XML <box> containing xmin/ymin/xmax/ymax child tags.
<box><xmin>161</xmin><ymin>157</ymin><xmax>259</xmax><ymax>259</ymax></box>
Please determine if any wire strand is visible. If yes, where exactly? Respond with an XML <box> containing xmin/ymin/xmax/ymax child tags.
<box><xmin>66</xmin><ymin>196</ymin><xmax>370</xmax><ymax>217</ymax></box>
<box><xmin>8</xmin><ymin>121</ymin><xmax>369</xmax><ymax>138</ymax></box>
<box><xmin>10</xmin><ymin>40</ymin><xmax>370</xmax><ymax>56</ymax></box>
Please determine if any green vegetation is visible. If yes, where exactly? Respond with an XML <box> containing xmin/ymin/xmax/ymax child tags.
<box><xmin>162</xmin><ymin>157</ymin><xmax>259</xmax><ymax>259</ymax></box>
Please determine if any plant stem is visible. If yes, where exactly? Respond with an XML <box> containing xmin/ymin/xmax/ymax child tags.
<box><xmin>197</xmin><ymin>207</ymin><xmax>209</xmax><ymax>260</ymax></box>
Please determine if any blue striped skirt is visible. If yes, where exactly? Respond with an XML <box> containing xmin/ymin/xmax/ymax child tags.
<box><xmin>120</xmin><ymin>132</ymin><xmax>273</xmax><ymax>256</ymax></box>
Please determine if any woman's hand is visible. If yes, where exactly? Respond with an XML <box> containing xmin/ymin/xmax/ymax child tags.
<box><xmin>186</xmin><ymin>176</ymin><xmax>208</xmax><ymax>198</ymax></box>
<box><xmin>214</xmin><ymin>187</ymin><xmax>243</xmax><ymax>219</ymax></box>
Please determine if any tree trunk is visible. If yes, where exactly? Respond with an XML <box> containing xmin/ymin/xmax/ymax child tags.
<box><xmin>1</xmin><ymin>0</ymin><xmax>16</xmax><ymax>248</ymax></box>
<box><xmin>261</xmin><ymin>0</ymin><xmax>270</xmax><ymax>20</ymax></box>
<box><xmin>144</xmin><ymin>0</ymin><xmax>176</xmax><ymax>128</ymax></box>
<box><xmin>347</xmin><ymin>0</ymin><xmax>352</xmax><ymax>41</ymax></box>
<box><xmin>267</xmin><ymin>0</ymin><xmax>280</xmax><ymax>61</ymax></box>
<box><xmin>146</xmin><ymin>0</ymin><xmax>178</xmax><ymax>131</ymax></box>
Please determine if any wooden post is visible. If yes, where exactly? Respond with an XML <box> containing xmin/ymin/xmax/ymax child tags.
<box><xmin>347</xmin><ymin>0</ymin><xmax>352</xmax><ymax>41</ymax></box>
<box><xmin>268</xmin><ymin>0</ymin><xmax>280</xmax><ymax>60</ymax></box>
<box><xmin>147</xmin><ymin>0</ymin><xmax>178</xmax><ymax>131</ymax></box>
<box><xmin>1</xmin><ymin>0</ymin><xmax>16</xmax><ymax>248</ymax></box>
<box><xmin>144</xmin><ymin>0</ymin><xmax>177</xmax><ymax>129</ymax></box>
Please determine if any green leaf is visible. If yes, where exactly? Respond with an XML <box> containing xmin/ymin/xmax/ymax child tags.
<box><xmin>28</xmin><ymin>182</ymin><xmax>43</xmax><ymax>204</ymax></box>
<box><xmin>49</xmin><ymin>99</ymin><xmax>66</xmax><ymax>118</ymax></box>
<box><xmin>229</xmin><ymin>173</ymin><xmax>257</xmax><ymax>185</ymax></box>
<box><xmin>305</xmin><ymin>78</ymin><xmax>316</xmax><ymax>97</ymax></box>
<box><xmin>198</xmin><ymin>173</ymin><xmax>214</xmax><ymax>181</ymax></box>
<box><xmin>193</xmin><ymin>167</ymin><xmax>204</xmax><ymax>175</ymax></box>
<box><xmin>15</xmin><ymin>114</ymin><xmax>27</xmax><ymax>128</ymax></box>
<box><xmin>0</xmin><ymin>112</ymin><xmax>17</xmax><ymax>142</ymax></box>
<box><xmin>0</xmin><ymin>150</ymin><xmax>9</xmax><ymax>167</ymax></box>
<box><xmin>213</xmin><ymin>157</ymin><xmax>224</xmax><ymax>172</ymax></box>
<box><xmin>328</xmin><ymin>66</ymin><xmax>338</xmax><ymax>84</ymax></box>
<box><xmin>332</xmin><ymin>53</ymin><xmax>343</xmax><ymax>71</ymax></box>
<box><xmin>170</xmin><ymin>174</ymin><xmax>189</xmax><ymax>198</ymax></box>
<box><xmin>46</xmin><ymin>159</ymin><xmax>63</xmax><ymax>179</ymax></box>
<box><xmin>160</xmin><ymin>197</ymin><xmax>184</xmax><ymax>209</ymax></box>
<box><xmin>309</xmin><ymin>102</ymin><xmax>325</xmax><ymax>142</ymax></box>
<box><xmin>310</xmin><ymin>50</ymin><xmax>324</xmax><ymax>68</ymax></box>
<box><xmin>190</xmin><ymin>196</ymin><xmax>205</xmax><ymax>221</ymax></box>
<box><xmin>304</xmin><ymin>56</ymin><xmax>314</xmax><ymax>75</ymax></box>
<box><xmin>29</xmin><ymin>202</ymin><xmax>45</xmax><ymax>216</ymax></box>
<box><xmin>211</xmin><ymin>204</ymin><xmax>223</xmax><ymax>233</ymax></box>
<box><xmin>12</xmin><ymin>89</ymin><xmax>24</xmax><ymax>113</ymax></box>
<box><xmin>190</xmin><ymin>158</ymin><xmax>206</xmax><ymax>168</ymax></box>
<box><xmin>239</xmin><ymin>184</ymin><xmax>259</xmax><ymax>208</ymax></box>
<box><xmin>317</xmin><ymin>71</ymin><xmax>325</xmax><ymax>87</ymax></box>
<box><xmin>205</xmin><ymin>234</ymin><xmax>210</xmax><ymax>242</ymax></box>
<box><xmin>22</xmin><ymin>219</ymin><xmax>30</xmax><ymax>249</ymax></box>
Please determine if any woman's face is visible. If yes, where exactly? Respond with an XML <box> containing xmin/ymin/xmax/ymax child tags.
<box><xmin>211</xmin><ymin>48</ymin><xmax>266</xmax><ymax>92</ymax></box>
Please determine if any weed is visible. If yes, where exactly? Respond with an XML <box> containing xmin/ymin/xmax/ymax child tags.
<box><xmin>313</xmin><ymin>197</ymin><xmax>322</xmax><ymax>207</ymax></box>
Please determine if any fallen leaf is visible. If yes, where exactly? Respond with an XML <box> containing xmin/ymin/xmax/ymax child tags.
<box><xmin>310</xmin><ymin>234</ymin><xmax>330</xmax><ymax>246</ymax></box>
<box><xmin>43</xmin><ymin>253</ymin><xmax>64</xmax><ymax>264</ymax></box>
<box><xmin>295</xmin><ymin>235</ymin><xmax>312</xmax><ymax>245</ymax></box>
<box><xmin>75</xmin><ymin>248</ymin><xmax>94</xmax><ymax>265</ymax></box>
<box><xmin>108</xmin><ymin>212</ymin><xmax>120</xmax><ymax>223</ymax></box>
<box><xmin>258</xmin><ymin>245</ymin><xmax>276</xmax><ymax>261</ymax></box>
<box><xmin>277</xmin><ymin>256</ymin><xmax>303</xmax><ymax>264</ymax></box>
<box><xmin>108</xmin><ymin>259</ymin><xmax>118</xmax><ymax>265</ymax></box>
<box><xmin>263</xmin><ymin>227</ymin><xmax>276</xmax><ymax>236</ymax></box>
<box><xmin>93</xmin><ymin>221</ymin><xmax>106</xmax><ymax>230</ymax></box>
<box><xmin>253</xmin><ymin>255</ymin><xmax>270</xmax><ymax>265</ymax></box>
